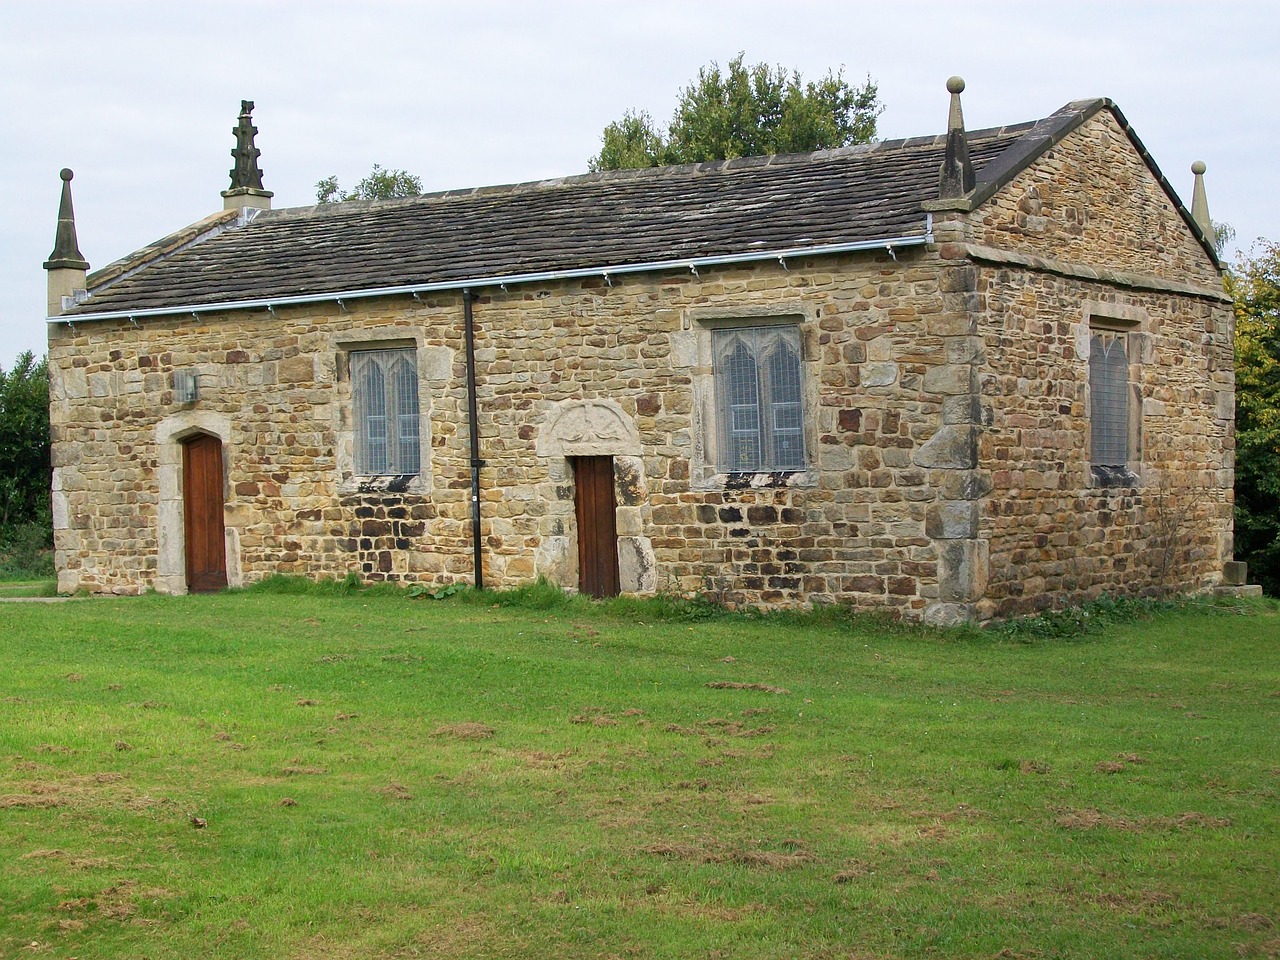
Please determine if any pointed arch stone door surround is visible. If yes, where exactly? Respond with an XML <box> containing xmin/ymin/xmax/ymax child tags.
<box><xmin>155</xmin><ymin>411</ymin><xmax>241</xmax><ymax>594</ymax></box>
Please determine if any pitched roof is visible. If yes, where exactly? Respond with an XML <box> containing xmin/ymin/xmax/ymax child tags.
<box><xmin>61</xmin><ymin>98</ymin><xmax>1213</xmax><ymax>320</ymax></box>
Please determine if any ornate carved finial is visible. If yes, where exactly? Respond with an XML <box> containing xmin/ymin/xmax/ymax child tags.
<box><xmin>1190</xmin><ymin>160</ymin><xmax>1213</xmax><ymax>240</ymax></box>
<box><xmin>229</xmin><ymin>100</ymin><xmax>266</xmax><ymax>191</ymax></box>
<box><xmin>44</xmin><ymin>168</ymin><xmax>89</xmax><ymax>271</ymax></box>
<box><xmin>938</xmin><ymin>76</ymin><xmax>975</xmax><ymax>200</ymax></box>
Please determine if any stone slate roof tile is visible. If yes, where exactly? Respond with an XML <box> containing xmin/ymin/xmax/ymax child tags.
<box><xmin>69</xmin><ymin>101</ymin><xmax>1174</xmax><ymax>318</ymax></box>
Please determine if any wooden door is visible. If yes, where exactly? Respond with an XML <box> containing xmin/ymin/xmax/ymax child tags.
<box><xmin>183</xmin><ymin>433</ymin><xmax>228</xmax><ymax>593</ymax></box>
<box><xmin>574</xmin><ymin>456</ymin><xmax>619</xmax><ymax>599</ymax></box>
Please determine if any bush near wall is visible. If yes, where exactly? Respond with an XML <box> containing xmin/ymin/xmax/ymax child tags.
<box><xmin>1230</xmin><ymin>241</ymin><xmax>1280</xmax><ymax>595</ymax></box>
<box><xmin>0</xmin><ymin>352</ymin><xmax>52</xmax><ymax>579</ymax></box>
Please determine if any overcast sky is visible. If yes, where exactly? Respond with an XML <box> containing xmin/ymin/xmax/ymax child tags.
<box><xmin>2</xmin><ymin>0</ymin><xmax>1276</xmax><ymax>368</ymax></box>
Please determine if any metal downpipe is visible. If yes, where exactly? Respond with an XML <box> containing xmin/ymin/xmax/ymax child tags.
<box><xmin>463</xmin><ymin>288</ymin><xmax>485</xmax><ymax>590</ymax></box>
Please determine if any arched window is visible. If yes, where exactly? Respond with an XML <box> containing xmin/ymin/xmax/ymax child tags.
<box><xmin>351</xmin><ymin>348</ymin><xmax>420</xmax><ymax>476</ymax></box>
<box><xmin>712</xmin><ymin>326</ymin><xmax>807</xmax><ymax>472</ymax></box>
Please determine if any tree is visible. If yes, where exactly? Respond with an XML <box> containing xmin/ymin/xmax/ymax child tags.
<box><xmin>1228</xmin><ymin>240</ymin><xmax>1280</xmax><ymax>594</ymax></box>
<box><xmin>594</xmin><ymin>110</ymin><xmax>671</xmax><ymax>172</ymax></box>
<box><xmin>590</xmin><ymin>54</ymin><xmax>881</xmax><ymax>172</ymax></box>
<box><xmin>0</xmin><ymin>351</ymin><xmax>50</xmax><ymax>529</ymax></box>
<box><xmin>316</xmin><ymin>164</ymin><xmax>423</xmax><ymax>204</ymax></box>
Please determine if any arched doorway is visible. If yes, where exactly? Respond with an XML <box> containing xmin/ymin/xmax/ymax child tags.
<box><xmin>182</xmin><ymin>433</ymin><xmax>228</xmax><ymax>592</ymax></box>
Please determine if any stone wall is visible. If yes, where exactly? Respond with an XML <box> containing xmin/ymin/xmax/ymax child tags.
<box><xmin>949</xmin><ymin>107</ymin><xmax>1234</xmax><ymax>616</ymax></box>
<box><xmin>50</xmin><ymin>249</ymin><xmax>979</xmax><ymax>617</ymax></box>
<box><xmin>974</xmin><ymin>267</ymin><xmax>1232</xmax><ymax>617</ymax></box>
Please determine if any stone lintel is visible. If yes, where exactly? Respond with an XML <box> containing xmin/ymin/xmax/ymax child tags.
<box><xmin>536</xmin><ymin>399</ymin><xmax>641</xmax><ymax>458</ymax></box>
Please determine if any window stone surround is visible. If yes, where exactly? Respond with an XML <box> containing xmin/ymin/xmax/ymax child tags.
<box><xmin>330</xmin><ymin>329</ymin><xmax>450</xmax><ymax>496</ymax></box>
<box><xmin>679</xmin><ymin>304</ymin><xmax>821</xmax><ymax>491</ymax></box>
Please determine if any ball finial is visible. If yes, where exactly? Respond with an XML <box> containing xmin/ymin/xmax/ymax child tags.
<box><xmin>1191</xmin><ymin>160</ymin><xmax>1206</xmax><ymax>175</ymax></box>
<box><xmin>60</xmin><ymin>168</ymin><xmax>74</xmax><ymax>182</ymax></box>
<box><xmin>946</xmin><ymin>76</ymin><xmax>966</xmax><ymax>95</ymax></box>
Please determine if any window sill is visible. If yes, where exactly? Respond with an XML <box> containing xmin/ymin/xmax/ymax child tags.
<box><xmin>691</xmin><ymin>468</ymin><xmax>817</xmax><ymax>492</ymax></box>
<box><xmin>1090</xmin><ymin>464</ymin><xmax>1141</xmax><ymax>489</ymax></box>
<box><xmin>341</xmin><ymin>474</ymin><xmax>427</xmax><ymax>496</ymax></box>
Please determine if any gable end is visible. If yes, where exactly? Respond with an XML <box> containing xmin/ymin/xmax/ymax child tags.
<box><xmin>959</xmin><ymin>100</ymin><xmax>1220</xmax><ymax>270</ymax></box>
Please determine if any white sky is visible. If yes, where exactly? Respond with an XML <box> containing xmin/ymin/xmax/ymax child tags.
<box><xmin>2</xmin><ymin>0</ymin><xmax>1276</xmax><ymax>368</ymax></box>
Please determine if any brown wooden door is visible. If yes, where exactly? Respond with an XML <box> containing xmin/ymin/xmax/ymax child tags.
<box><xmin>183</xmin><ymin>433</ymin><xmax>228</xmax><ymax>593</ymax></box>
<box><xmin>574</xmin><ymin>456</ymin><xmax>619</xmax><ymax>599</ymax></box>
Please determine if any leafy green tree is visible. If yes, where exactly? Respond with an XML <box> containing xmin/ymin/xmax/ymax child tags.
<box><xmin>1214</xmin><ymin>221</ymin><xmax>1236</xmax><ymax>259</ymax></box>
<box><xmin>594</xmin><ymin>110</ymin><xmax>671</xmax><ymax>171</ymax></box>
<box><xmin>0</xmin><ymin>351</ymin><xmax>50</xmax><ymax>529</ymax></box>
<box><xmin>316</xmin><ymin>164</ymin><xmax>423</xmax><ymax>204</ymax></box>
<box><xmin>590</xmin><ymin>54</ymin><xmax>881</xmax><ymax>172</ymax></box>
<box><xmin>1228</xmin><ymin>240</ymin><xmax>1280</xmax><ymax>594</ymax></box>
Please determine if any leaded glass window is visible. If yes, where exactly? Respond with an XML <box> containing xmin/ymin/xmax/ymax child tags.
<box><xmin>351</xmin><ymin>348</ymin><xmax>421</xmax><ymax>476</ymax></box>
<box><xmin>1089</xmin><ymin>331</ymin><xmax>1129</xmax><ymax>468</ymax></box>
<box><xmin>713</xmin><ymin>326</ymin><xmax>807</xmax><ymax>472</ymax></box>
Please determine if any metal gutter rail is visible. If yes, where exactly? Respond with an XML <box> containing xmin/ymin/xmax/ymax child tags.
<box><xmin>48</xmin><ymin>232</ymin><xmax>932</xmax><ymax>326</ymax></box>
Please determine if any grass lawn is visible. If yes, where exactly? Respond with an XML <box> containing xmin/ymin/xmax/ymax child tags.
<box><xmin>1</xmin><ymin>585</ymin><xmax>1277</xmax><ymax>959</ymax></box>
<box><xmin>0</xmin><ymin>580</ymin><xmax>58</xmax><ymax>599</ymax></box>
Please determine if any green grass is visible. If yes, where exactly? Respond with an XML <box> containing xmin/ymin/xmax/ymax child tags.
<box><xmin>1</xmin><ymin>587</ymin><xmax>1277</xmax><ymax>959</ymax></box>
<box><xmin>0</xmin><ymin>579</ymin><xmax>57</xmax><ymax>598</ymax></box>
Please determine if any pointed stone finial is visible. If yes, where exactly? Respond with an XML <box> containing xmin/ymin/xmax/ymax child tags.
<box><xmin>1190</xmin><ymin>160</ymin><xmax>1212</xmax><ymax>240</ymax></box>
<box><xmin>222</xmin><ymin>100</ymin><xmax>273</xmax><ymax>211</ymax></box>
<box><xmin>230</xmin><ymin>100</ymin><xmax>264</xmax><ymax>190</ymax></box>
<box><xmin>938</xmin><ymin>76</ymin><xmax>975</xmax><ymax>200</ymax></box>
<box><xmin>44</xmin><ymin>168</ymin><xmax>90</xmax><ymax>317</ymax></box>
<box><xmin>44</xmin><ymin>169</ymin><xmax>89</xmax><ymax>271</ymax></box>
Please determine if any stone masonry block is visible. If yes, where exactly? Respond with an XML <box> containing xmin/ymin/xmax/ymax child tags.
<box><xmin>945</xmin><ymin>337</ymin><xmax>984</xmax><ymax>365</ymax></box>
<box><xmin>939</xmin><ymin>471</ymin><xmax>992</xmax><ymax>501</ymax></box>
<box><xmin>926</xmin><ymin>501</ymin><xmax>979</xmax><ymax>539</ymax></box>
<box><xmin>939</xmin><ymin>266</ymin><xmax>977</xmax><ymax>293</ymax></box>
<box><xmin>922</xmin><ymin>601</ymin><xmax>976</xmax><ymax>626</ymax></box>
<box><xmin>1216</xmin><ymin>390</ymin><xmax>1234</xmax><ymax>422</ymax></box>
<box><xmin>914</xmin><ymin>425</ymin><xmax>977</xmax><ymax>470</ymax></box>
<box><xmin>860</xmin><ymin>362</ymin><xmax>898</xmax><ymax>387</ymax></box>
<box><xmin>922</xmin><ymin>364</ymin><xmax>973</xmax><ymax>396</ymax></box>
<box><xmin>535</xmin><ymin>536</ymin><xmax>574</xmax><ymax>586</ymax></box>
<box><xmin>942</xmin><ymin>396</ymin><xmax>982</xmax><ymax>425</ymax></box>
<box><xmin>618</xmin><ymin>536</ymin><xmax>656</xmax><ymax>593</ymax></box>
<box><xmin>937</xmin><ymin>539</ymin><xmax>989</xmax><ymax>603</ymax></box>
<box><xmin>279</xmin><ymin>355</ymin><xmax>313</xmax><ymax>383</ymax></box>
